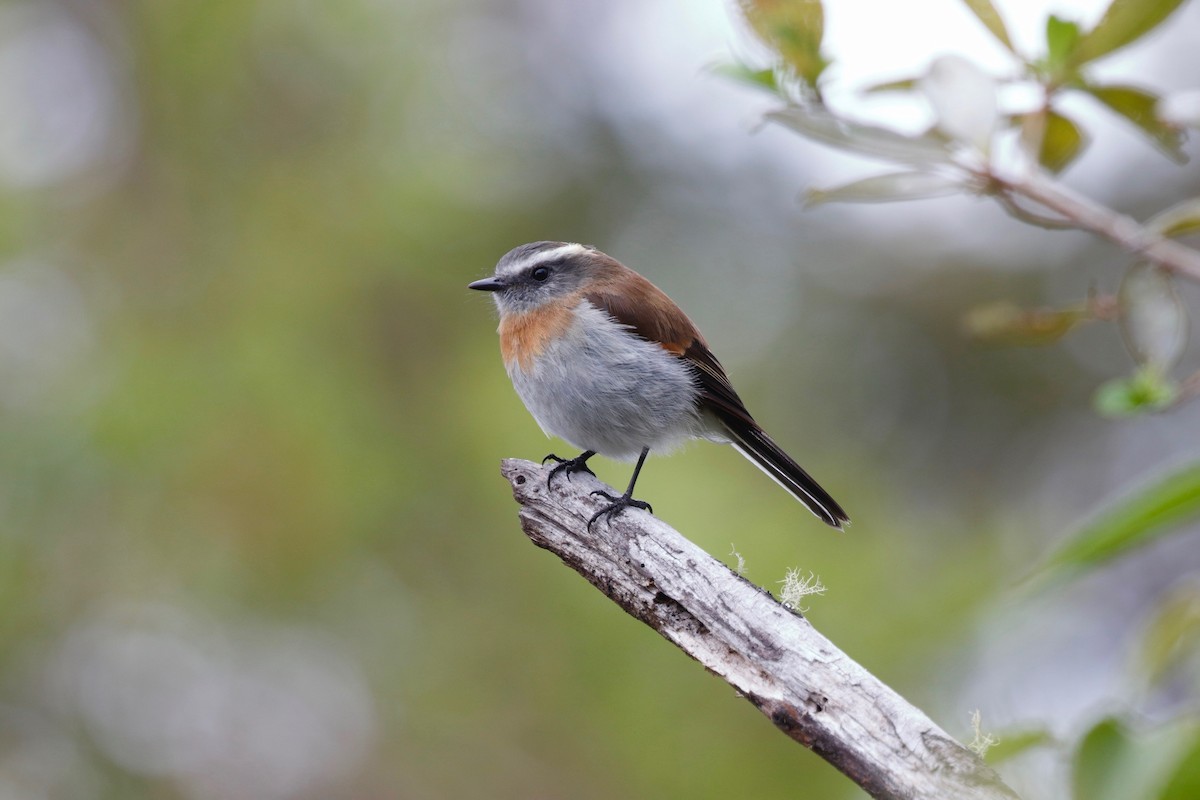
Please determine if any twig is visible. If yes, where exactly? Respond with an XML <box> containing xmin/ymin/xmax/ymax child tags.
<box><xmin>500</xmin><ymin>458</ymin><xmax>1021</xmax><ymax>800</ymax></box>
<box><xmin>1177</xmin><ymin>369</ymin><xmax>1200</xmax><ymax>403</ymax></box>
<box><xmin>993</xmin><ymin>186</ymin><xmax>1076</xmax><ymax>230</ymax></box>
<box><xmin>985</xmin><ymin>168</ymin><xmax>1200</xmax><ymax>281</ymax></box>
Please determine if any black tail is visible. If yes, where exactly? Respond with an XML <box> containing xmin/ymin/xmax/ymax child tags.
<box><xmin>723</xmin><ymin>422</ymin><xmax>849</xmax><ymax>530</ymax></box>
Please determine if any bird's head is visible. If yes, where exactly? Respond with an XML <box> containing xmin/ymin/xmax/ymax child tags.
<box><xmin>468</xmin><ymin>241</ymin><xmax>604</xmax><ymax>316</ymax></box>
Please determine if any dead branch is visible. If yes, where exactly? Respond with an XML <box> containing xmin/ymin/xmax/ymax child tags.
<box><xmin>501</xmin><ymin>458</ymin><xmax>1021</xmax><ymax>800</ymax></box>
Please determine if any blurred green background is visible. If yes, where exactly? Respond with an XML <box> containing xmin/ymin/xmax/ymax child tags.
<box><xmin>1</xmin><ymin>0</ymin><xmax>1199</xmax><ymax>797</ymax></box>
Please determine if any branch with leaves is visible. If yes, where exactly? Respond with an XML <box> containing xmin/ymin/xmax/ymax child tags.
<box><xmin>720</xmin><ymin>3</ymin><xmax>1200</xmax><ymax>797</ymax></box>
<box><xmin>731</xmin><ymin>0</ymin><xmax>1200</xmax><ymax>417</ymax></box>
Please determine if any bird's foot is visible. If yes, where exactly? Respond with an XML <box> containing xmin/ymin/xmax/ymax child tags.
<box><xmin>588</xmin><ymin>490</ymin><xmax>653</xmax><ymax>530</ymax></box>
<box><xmin>543</xmin><ymin>452</ymin><xmax>595</xmax><ymax>488</ymax></box>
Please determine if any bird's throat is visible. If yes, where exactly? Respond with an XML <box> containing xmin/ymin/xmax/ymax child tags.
<box><xmin>499</xmin><ymin>302</ymin><xmax>575</xmax><ymax>372</ymax></box>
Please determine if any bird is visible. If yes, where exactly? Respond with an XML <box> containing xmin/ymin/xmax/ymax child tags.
<box><xmin>469</xmin><ymin>241</ymin><xmax>849</xmax><ymax>530</ymax></box>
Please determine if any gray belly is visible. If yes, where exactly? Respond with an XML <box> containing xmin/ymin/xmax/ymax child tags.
<box><xmin>508</xmin><ymin>303</ymin><xmax>705</xmax><ymax>461</ymax></box>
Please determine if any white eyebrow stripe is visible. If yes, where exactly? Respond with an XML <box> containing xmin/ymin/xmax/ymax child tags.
<box><xmin>501</xmin><ymin>243</ymin><xmax>587</xmax><ymax>277</ymax></box>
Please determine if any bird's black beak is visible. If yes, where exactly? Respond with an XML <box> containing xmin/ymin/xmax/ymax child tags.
<box><xmin>468</xmin><ymin>277</ymin><xmax>506</xmax><ymax>292</ymax></box>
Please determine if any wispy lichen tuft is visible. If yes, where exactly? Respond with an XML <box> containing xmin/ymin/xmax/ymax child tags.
<box><xmin>778</xmin><ymin>568</ymin><xmax>825</xmax><ymax>612</ymax></box>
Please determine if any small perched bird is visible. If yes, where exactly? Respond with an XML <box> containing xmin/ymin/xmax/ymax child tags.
<box><xmin>469</xmin><ymin>242</ymin><xmax>848</xmax><ymax>530</ymax></box>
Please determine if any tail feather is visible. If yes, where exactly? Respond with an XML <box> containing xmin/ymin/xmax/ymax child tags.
<box><xmin>725</xmin><ymin>423</ymin><xmax>849</xmax><ymax>530</ymax></box>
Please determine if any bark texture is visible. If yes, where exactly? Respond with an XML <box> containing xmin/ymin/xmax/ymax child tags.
<box><xmin>501</xmin><ymin>458</ymin><xmax>1020</xmax><ymax>800</ymax></box>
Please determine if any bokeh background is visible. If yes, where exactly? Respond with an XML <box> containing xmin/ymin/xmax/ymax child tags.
<box><xmin>2</xmin><ymin>0</ymin><xmax>1199</xmax><ymax>797</ymax></box>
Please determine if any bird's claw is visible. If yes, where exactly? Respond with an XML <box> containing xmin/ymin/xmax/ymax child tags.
<box><xmin>543</xmin><ymin>453</ymin><xmax>596</xmax><ymax>488</ymax></box>
<box><xmin>587</xmin><ymin>490</ymin><xmax>653</xmax><ymax>530</ymax></box>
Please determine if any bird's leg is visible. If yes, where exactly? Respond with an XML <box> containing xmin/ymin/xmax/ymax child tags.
<box><xmin>543</xmin><ymin>450</ymin><xmax>596</xmax><ymax>487</ymax></box>
<box><xmin>589</xmin><ymin>447</ymin><xmax>653</xmax><ymax>529</ymax></box>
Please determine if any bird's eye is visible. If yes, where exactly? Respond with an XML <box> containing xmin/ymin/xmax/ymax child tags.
<box><xmin>531</xmin><ymin>266</ymin><xmax>550</xmax><ymax>282</ymax></box>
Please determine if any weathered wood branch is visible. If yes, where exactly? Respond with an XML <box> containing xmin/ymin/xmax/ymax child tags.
<box><xmin>501</xmin><ymin>458</ymin><xmax>1020</xmax><ymax>800</ymax></box>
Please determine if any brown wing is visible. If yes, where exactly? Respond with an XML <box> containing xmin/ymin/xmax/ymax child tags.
<box><xmin>585</xmin><ymin>273</ymin><xmax>849</xmax><ymax>527</ymax></box>
<box><xmin>680</xmin><ymin>331</ymin><xmax>849</xmax><ymax>527</ymax></box>
<box><xmin>582</xmin><ymin>276</ymin><xmax>756</xmax><ymax>428</ymax></box>
<box><xmin>680</xmin><ymin>338</ymin><xmax>757</xmax><ymax>428</ymax></box>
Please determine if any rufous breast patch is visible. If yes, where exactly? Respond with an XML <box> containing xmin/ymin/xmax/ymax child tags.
<box><xmin>499</xmin><ymin>302</ymin><xmax>574</xmax><ymax>372</ymax></box>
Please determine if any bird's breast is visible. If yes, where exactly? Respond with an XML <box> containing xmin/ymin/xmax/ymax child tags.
<box><xmin>502</xmin><ymin>300</ymin><xmax>706</xmax><ymax>460</ymax></box>
<box><xmin>498</xmin><ymin>302</ymin><xmax>575</xmax><ymax>373</ymax></box>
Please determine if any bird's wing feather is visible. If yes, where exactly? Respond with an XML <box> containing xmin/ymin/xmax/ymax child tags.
<box><xmin>582</xmin><ymin>280</ymin><xmax>755</xmax><ymax>426</ymax></box>
<box><xmin>680</xmin><ymin>339</ymin><xmax>756</xmax><ymax>428</ymax></box>
<box><xmin>584</xmin><ymin>280</ymin><xmax>848</xmax><ymax>528</ymax></box>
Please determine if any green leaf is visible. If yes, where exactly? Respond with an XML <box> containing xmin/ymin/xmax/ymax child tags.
<box><xmin>1074</xmin><ymin>719</ymin><xmax>1129</xmax><ymax>800</ymax></box>
<box><xmin>738</xmin><ymin>0</ymin><xmax>828</xmax><ymax>87</ymax></box>
<box><xmin>712</xmin><ymin>62</ymin><xmax>780</xmax><ymax>95</ymax></box>
<box><xmin>1094</xmin><ymin>368</ymin><xmax>1179</xmax><ymax>417</ymax></box>
<box><xmin>959</xmin><ymin>0</ymin><xmax>1016</xmax><ymax>52</ymax></box>
<box><xmin>985</xmin><ymin>728</ymin><xmax>1055</xmax><ymax>764</ymax></box>
<box><xmin>1161</xmin><ymin>734</ymin><xmax>1200</xmax><ymax>800</ymax></box>
<box><xmin>1146</xmin><ymin>198</ymin><xmax>1200</xmax><ymax>238</ymax></box>
<box><xmin>1035</xmin><ymin>110</ymin><xmax>1088</xmax><ymax>173</ymax></box>
<box><xmin>805</xmin><ymin>171</ymin><xmax>963</xmax><ymax>207</ymax></box>
<box><xmin>964</xmin><ymin>301</ymin><xmax>1090</xmax><ymax>346</ymax></box>
<box><xmin>1119</xmin><ymin>262</ymin><xmax>1187</xmax><ymax>371</ymax></box>
<box><xmin>768</xmin><ymin>106</ymin><xmax>952</xmax><ymax>165</ymax></box>
<box><xmin>1045</xmin><ymin>15</ymin><xmax>1082</xmax><ymax>77</ymax></box>
<box><xmin>1139</xmin><ymin>579</ymin><xmax>1200</xmax><ymax>687</ymax></box>
<box><xmin>1070</xmin><ymin>0</ymin><xmax>1189</xmax><ymax>66</ymax></box>
<box><xmin>1085</xmin><ymin>84</ymin><xmax>1188</xmax><ymax>163</ymax></box>
<box><xmin>1041</xmin><ymin>460</ymin><xmax>1200</xmax><ymax>576</ymax></box>
<box><xmin>1073</xmin><ymin>717</ymin><xmax>1199</xmax><ymax>800</ymax></box>
<box><xmin>862</xmin><ymin>76</ymin><xmax>919</xmax><ymax>94</ymax></box>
